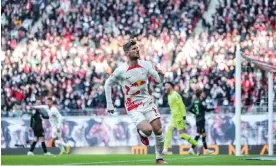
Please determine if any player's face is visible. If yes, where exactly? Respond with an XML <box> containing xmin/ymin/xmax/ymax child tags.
<box><xmin>127</xmin><ymin>44</ymin><xmax>140</xmax><ymax>60</ymax></box>
<box><xmin>201</xmin><ymin>92</ymin><xmax>206</xmax><ymax>99</ymax></box>
<box><xmin>164</xmin><ymin>83</ymin><xmax>172</xmax><ymax>93</ymax></box>
<box><xmin>47</xmin><ymin>100</ymin><xmax>53</xmax><ymax>107</ymax></box>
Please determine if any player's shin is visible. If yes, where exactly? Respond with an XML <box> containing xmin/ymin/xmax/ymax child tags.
<box><xmin>202</xmin><ymin>136</ymin><xmax>208</xmax><ymax>149</ymax></box>
<box><xmin>180</xmin><ymin>133</ymin><xmax>198</xmax><ymax>147</ymax></box>
<box><xmin>54</xmin><ymin>140</ymin><xmax>65</xmax><ymax>153</ymax></box>
<box><xmin>163</xmin><ymin>128</ymin><xmax>173</xmax><ymax>152</ymax></box>
<box><xmin>60</xmin><ymin>140</ymin><xmax>68</xmax><ymax>147</ymax></box>
<box><xmin>29</xmin><ymin>141</ymin><xmax>37</xmax><ymax>152</ymax></box>
<box><xmin>41</xmin><ymin>142</ymin><xmax>48</xmax><ymax>153</ymax></box>
<box><xmin>57</xmin><ymin>139</ymin><xmax>70</xmax><ymax>154</ymax></box>
<box><xmin>155</xmin><ymin>134</ymin><xmax>164</xmax><ymax>159</ymax></box>
<box><xmin>151</xmin><ymin>118</ymin><xmax>165</xmax><ymax>160</ymax></box>
<box><xmin>192</xmin><ymin>135</ymin><xmax>200</xmax><ymax>149</ymax></box>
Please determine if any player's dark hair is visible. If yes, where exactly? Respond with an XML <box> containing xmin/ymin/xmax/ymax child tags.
<box><xmin>123</xmin><ymin>39</ymin><xmax>136</xmax><ymax>52</ymax></box>
<box><xmin>195</xmin><ymin>89</ymin><xmax>202</xmax><ymax>98</ymax></box>
<box><xmin>164</xmin><ymin>82</ymin><xmax>174</xmax><ymax>88</ymax></box>
<box><xmin>47</xmin><ymin>97</ymin><xmax>53</xmax><ymax>101</ymax></box>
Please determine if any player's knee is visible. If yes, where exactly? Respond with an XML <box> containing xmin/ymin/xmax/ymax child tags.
<box><xmin>202</xmin><ymin>133</ymin><xmax>206</xmax><ymax>137</ymax></box>
<box><xmin>52</xmin><ymin>138</ymin><xmax>58</xmax><ymax>147</ymax></box>
<box><xmin>142</xmin><ymin>127</ymin><xmax>153</xmax><ymax>136</ymax></box>
<box><xmin>140</xmin><ymin>125</ymin><xmax>153</xmax><ymax>136</ymax></box>
<box><xmin>178</xmin><ymin>130</ymin><xmax>184</xmax><ymax>134</ymax></box>
<box><xmin>153</xmin><ymin>128</ymin><xmax>162</xmax><ymax>135</ymax></box>
<box><xmin>40</xmin><ymin>137</ymin><xmax>45</xmax><ymax>142</ymax></box>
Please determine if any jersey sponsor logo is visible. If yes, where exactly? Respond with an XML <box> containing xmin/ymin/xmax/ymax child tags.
<box><xmin>131</xmin><ymin>80</ymin><xmax>146</xmax><ymax>88</ymax></box>
<box><xmin>124</xmin><ymin>80</ymin><xmax>146</xmax><ymax>96</ymax></box>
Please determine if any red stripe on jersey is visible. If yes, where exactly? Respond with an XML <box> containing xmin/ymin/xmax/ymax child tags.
<box><xmin>132</xmin><ymin>90</ymin><xmax>141</xmax><ymax>96</ymax></box>
<box><xmin>153</xmin><ymin>107</ymin><xmax>158</xmax><ymax>113</ymax></box>
<box><xmin>125</xmin><ymin>85</ymin><xmax>130</xmax><ymax>95</ymax></box>
<box><xmin>125</xmin><ymin>98</ymin><xmax>142</xmax><ymax>111</ymax></box>
<box><xmin>127</xmin><ymin>64</ymin><xmax>142</xmax><ymax>71</ymax></box>
<box><xmin>127</xmin><ymin>102</ymin><xmax>142</xmax><ymax>111</ymax></box>
<box><xmin>148</xmin><ymin>76</ymin><xmax>155</xmax><ymax>82</ymax></box>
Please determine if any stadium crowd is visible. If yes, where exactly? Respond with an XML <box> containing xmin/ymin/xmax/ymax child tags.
<box><xmin>1</xmin><ymin>0</ymin><xmax>276</xmax><ymax>115</ymax></box>
<box><xmin>1</xmin><ymin>0</ymin><xmax>49</xmax><ymax>51</ymax></box>
<box><xmin>211</xmin><ymin>0</ymin><xmax>276</xmax><ymax>64</ymax></box>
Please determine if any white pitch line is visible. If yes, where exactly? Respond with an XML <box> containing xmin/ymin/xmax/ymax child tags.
<box><xmin>66</xmin><ymin>156</ymin><xmax>213</xmax><ymax>165</ymax></box>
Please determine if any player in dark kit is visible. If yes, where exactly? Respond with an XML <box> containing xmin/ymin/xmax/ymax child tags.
<box><xmin>188</xmin><ymin>89</ymin><xmax>214</xmax><ymax>155</ymax></box>
<box><xmin>27</xmin><ymin>102</ymin><xmax>51</xmax><ymax>155</ymax></box>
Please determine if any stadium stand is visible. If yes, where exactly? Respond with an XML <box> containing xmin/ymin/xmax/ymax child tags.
<box><xmin>1</xmin><ymin>0</ymin><xmax>275</xmax><ymax>116</ymax></box>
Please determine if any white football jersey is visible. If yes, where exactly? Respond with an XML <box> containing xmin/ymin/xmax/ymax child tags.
<box><xmin>33</xmin><ymin>105</ymin><xmax>63</xmax><ymax>129</ymax></box>
<box><xmin>47</xmin><ymin>106</ymin><xmax>63</xmax><ymax>129</ymax></box>
<box><xmin>105</xmin><ymin>60</ymin><xmax>161</xmax><ymax>112</ymax></box>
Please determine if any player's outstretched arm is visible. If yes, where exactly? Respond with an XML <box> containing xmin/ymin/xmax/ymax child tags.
<box><xmin>206</xmin><ymin>107</ymin><xmax>215</xmax><ymax>112</ymax></box>
<box><xmin>156</xmin><ymin>68</ymin><xmax>165</xmax><ymax>82</ymax></box>
<box><xmin>104</xmin><ymin>69</ymin><xmax>120</xmax><ymax>114</ymax></box>
<box><xmin>201</xmin><ymin>101</ymin><xmax>214</xmax><ymax>112</ymax></box>
<box><xmin>32</xmin><ymin>105</ymin><xmax>48</xmax><ymax>110</ymax></box>
<box><xmin>41</xmin><ymin>112</ymin><xmax>49</xmax><ymax>119</ymax></box>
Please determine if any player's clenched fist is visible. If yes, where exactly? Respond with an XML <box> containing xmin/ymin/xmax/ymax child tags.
<box><xmin>153</xmin><ymin>64</ymin><xmax>164</xmax><ymax>76</ymax></box>
<box><xmin>108</xmin><ymin>110</ymin><xmax>114</xmax><ymax>114</ymax></box>
<box><xmin>156</xmin><ymin>68</ymin><xmax>164</xmax><ymax>76</ymax></box>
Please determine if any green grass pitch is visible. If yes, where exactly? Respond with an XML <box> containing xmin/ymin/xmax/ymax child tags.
<box><xmin>2</xmin><ymin>154</ymin><xmax>276</xmax><ymax>165</ymax></box>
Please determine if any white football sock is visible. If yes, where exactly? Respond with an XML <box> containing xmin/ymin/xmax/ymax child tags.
<box><xmin>55</xmin><ymin>139</ymin><xmax>68</xmax><ymax>147</ymax></box>
<box><xmin>138</xmin><ymin>130</ymin><xmax>149</xmax><ymax>137</ymax></box>
<box><xmin>155</xmin><ymin>134</ymin><xmax>164</xmax><ymax>159</ymax></box>
<box><xmin>55</xmin><ymin>140</ymin><xmax>67</xmax><ymax>152</ymax></box>
<box><xmin>55</xmin><ymin>140</ymin><xmax>65</xmax><ymax>153</ymax></box>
